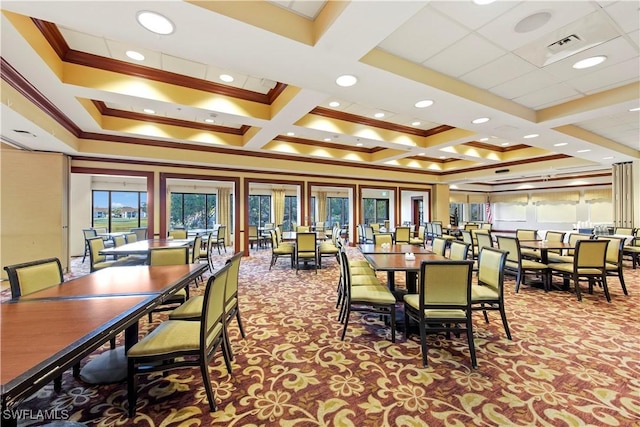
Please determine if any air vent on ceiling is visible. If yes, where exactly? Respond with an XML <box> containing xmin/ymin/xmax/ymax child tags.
<box><xmin>514</xmin><ymin>11</ymin><xmax>620</xmax><ymax>68</ymax></box>
<box><xmin>495</xmin><ymin>169</ymin><xmax>510</xmax><ymax>174</ymax></box>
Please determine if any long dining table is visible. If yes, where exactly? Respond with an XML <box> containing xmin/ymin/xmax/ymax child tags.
<box><xmin>0</xmin><ymin>263</ymin><xmax>207</xmax><ymax>424</ymax></box>
<box><xmin>362</xmin><ymin>252</ymin><xmax>447</xmax><ymax>295</ymax></box>
<box><xmin>99</xmin><ymin>238</ymin><xmax>194</xmax><ymax>258</ymax></box>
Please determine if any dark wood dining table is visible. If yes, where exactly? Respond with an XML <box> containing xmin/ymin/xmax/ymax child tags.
<box><xmin>358</xmin><ymin>244</ymin><xmax>432</xmax><ymax>254</ymax></box>
<box><xmin>518</xmin><ymin>240</ymin><xmax>574</xmax><ymax>264</ymax></box>
<box><xmin>363</xmin><ymin>253</ymin><xmax>447</xmax><ymax>295</ymax></box>
<box><xmin>0</xmin><ymin>263</ymin><xmax>207</xmax><ymax>423</ymax></box>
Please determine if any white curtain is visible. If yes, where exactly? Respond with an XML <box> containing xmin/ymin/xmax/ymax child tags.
<box><xmin>272</xmin><ymin>189</ymin><xmax>285</xmax><ymax>226</ymax></box>
<box><xmin>317</xmin><ymin>191</ymin><xmax>327</xmax><ymax>225</ymax></box>
<box><xmin>218</xmin><ymin>187</ymin><xmax>230</xmax><ymax>244</ymax></box>
<box><xmin>613</xmin><ymin>162</ymin><xmax>634</xmax><ymax>227</ymax></box>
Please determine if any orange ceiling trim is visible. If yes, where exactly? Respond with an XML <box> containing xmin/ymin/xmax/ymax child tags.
<box><xmin>465</xmin><ymin>141</ymin><xmax>530</xmax><ymax>152</ymax></box>
<box><xmin>31</xmin><ymin>18</ymin><xmax>287</xmax><ymax>105</ymax></box>
<box><xmin>274</xmin><ymin>135</ymin><xmax>383</xmax><ymax>154</ymax></box>
<box><xmin>310</xmin><ymin>107</ymin><xmax>454</xmax><ymax>137</ymax></box>
<box><xmin>440</xmin><ymin>154</ymin><xmax>572</xmax><ymax>175</ymax></box>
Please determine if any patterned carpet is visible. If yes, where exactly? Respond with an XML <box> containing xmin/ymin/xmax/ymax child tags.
<box><xmin>7</xmin><ymin>245</ymin><xmax>640</xmax><ymax>426</ymax></box>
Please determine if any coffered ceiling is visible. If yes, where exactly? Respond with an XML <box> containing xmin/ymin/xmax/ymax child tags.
<box><xmin>1</xmin><ymin>1</ymin><xmax>638</xmax><ymax>188</ymax></box>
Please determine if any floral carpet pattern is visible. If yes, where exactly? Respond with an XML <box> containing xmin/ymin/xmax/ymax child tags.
<box><xmin>7</xmin><ymin>245</ymin><xmax>640</xmax><ymax>426</ymax></box>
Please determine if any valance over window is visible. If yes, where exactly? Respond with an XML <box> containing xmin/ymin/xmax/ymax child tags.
<box><xmin>584</xmin><ymin>188</ymin><xmax>612</xmax><ymax>202</ymax></box>
<box><xmin>490</xmin><ymin>193</ymin><xmax>528</xmax><ymax>204</ymax></box>
<box><xmin>531</xmin><ymin>191</ymin><xmax>579</xmax><ymax>203</ymax></box>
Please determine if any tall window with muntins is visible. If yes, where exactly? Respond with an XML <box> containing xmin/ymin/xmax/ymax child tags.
<box><xmin>283</xmin><ymin>195</ymin><xmax>297</xmax><ymax>231</ymax></box>
<box><xmin>170</xmin><ymin>193</ymin><xmax>216</xmax><ymax>229</ymax></box>
<box><xmin>310</xmin><ymin>196</ymin><xmax>316</xmax><ymax>225</ymax></box>
<box><xmin>469</xmin><ymin>203</ymin><xmax>485</xmax><ymax>222</ymax></box>
<box><xmin>327</xmin><ymin>197</ymin><xmax>349</xmax><ymax>226</ymax></box>
<box><xmin>92</xmin><ymin>190</ymin><xmax>147</xmax><ymax>232</ymax></box>
<box><xmin>249</xmin><ymin>195</ymin><xmax>271</xmax><ymax>228</ymax></box>
<box><xmin>363</xmin><ymin>198</ymin><xmax>389</xmax><ymax>225</ymax></box>
<box><xmin>450</xmin><ymin>203</ymin><xmax>464</xmax><ymax>223</ymax></box>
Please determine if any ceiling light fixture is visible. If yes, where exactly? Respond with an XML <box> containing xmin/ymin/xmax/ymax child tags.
<box><xmin>205</xmin><ymin>118</ymin><xmax>215</xmax><ymax>123</ymax></box>
<box><xmin>411</xmin><ymin>121</ymin><xmax>421</xmax><ymax>126</ymax></box>
<box><xmin>501</xmin><ymin>142</ymin><xmax>510</xmax><ymax>146</ymax></box>
<box><xmin>329</xmin><ymin>101</ymin><xmax>340</xmax><ymax>107</ymax></box>
<box><xmin>479</xmin><ymin>137</ymin><xmax>489</xmax><ymax>142</ymax></box>
<box><xmin>356</xmin><ymin>143</ymin><xmax>363</xmax><ymax>147</ymax></box>
<box><xmin>603</xmin><ymin>156</ymin><xmax>614</xmax><ymax>160</ymax></box>
<box><xmin>572</xmin><ymin>55</ymin><xmax>607</xmax><ymax>69</ymax></box>
<box><xmin>126</xmin><ymin>50</ymin><xmax>145</xmax><ymax>61</ymax></box>
<box><xmin>472</xmin><ymin>117</ymin><xmax>490</xmax><ymax>124</ymax></box>
<box><xmin>324</xmin><ymin>137</ymin><xmax>332</xmax><ymax>142</ymax></box>
<box><xmin>374</xmin><ymin>112</ymin><xmax>385</xmax><ymax>118</ymax></box>
<box><xmin>523</xmin><ymin>133</ymin><xmax>539</xmax><ymax>139</ymax></box>
<box><xmin>414</xmin><ymin>99</ymin><xmax>433</xmax><ymax>108</ymax></box>
<box><xmin>143</xmin><ymin>108</ymin><xmax>155</xmax><ymax>114</ymax></box>
<box><xmin>136</xmin><ymin>11</ymin><xmax>175</xmax><ymax>35</ymax></box>
<box><xmin>219</xmin><ymin>74</ymin><xmax>234</xmax><ymax>83</ymax></box>
<box><xmin>577</xmin><ymin>149</ymin><xmax>591</xmax><ymax>153</ymax></box>
<box><xmin>335</xmin><ymin>75</ymin><xmax>357</xmax><ymax>87</ymax></box>
<box><xmin>514</xmin><ymin>12</ymin><xmax>552</xmax><ymax>33</ymax></box>
<box><xmin>629</xmin><ymin>107</ymin><xmax>640</xmax><ymax>112</ymax></box>
<box><xmin>473</xmin><ymin>0</ymin><xmax>496</xmax><ymax>4</ymax></box>
<box><xmin>286</xmin><ymin>132</ymin><xmax>295</xmax><ymax>136</ymax></box>
<box><xmin>554</xmin><ymin>142</ymin><xmax>568</xmax><ymax>147</ymax></box>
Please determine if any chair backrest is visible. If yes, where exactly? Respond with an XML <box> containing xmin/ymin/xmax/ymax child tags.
<box><xmin>296</xmin><ymin>232</ymin><xmax>317</xmax><ymax>253</ymax></box>
<box><xmin>574</xmin><ymin>240</ymin><xmax>609</xmax><ymax>269</ymax></box>
<box><xmin>125</xmin><ymin>233</ymin><xmax>137</xmax><ymax>243</ymax></box>
<box><xmin>373</xmin><ymin>233</ymin><xmax>393</xmax><ymax>245</ymax></box>
<box><xmin>464</xmin><ymin>223</ymin><xmax>479</xmax><ymax>230</ymax></box>
<box><xmin>265</xmin><ymin>223</ymin><xmax>275</xmax><ymax>230</ymax></box>
<box><xmin>87</xmin><ymin>236</ymin><xmax>107</xmax><ymax>264</ymax></box>
<box><xmin>270</xmin><ymin>229</ymin><xmax>280</xmax><ymax>248</ymax></box>
<box><xmin>364</xmin><ymin>226</ymin><xmax>374</xmax><ymax>241</ymax></box>
<box><xmin>224</xmin><ymin>252</ymin><xmax>243</xmax><ymax>305</ymax></box>
<box><xmin>566</xmin><ymin>233</ymin><xmax>592</xmax><ymax>256</ymax></box>
<box><xmin>315</xmin><ymin>222</ymin><xmax>325</xmax><ymax>232</ymax></box>
<box><xmin>481</xmin><ymin>223</ymin><xmax>492</xmax><ymax>230</ymax></box>
<box><xmin>419</xmin><ymin>260</ymin><xmax>473</xmax><ymax>308</ymax></box>
<box><xmin>449</xmin><ymin>241</ymin><xmax>470</xmax><ymax>260</ymax></box>
<box><xmin>432</xmin><ymin>237</ymin><xmax>447</xmax><ymax>256</ymax></box>
<box><xmin>477</xmin><ymin>247</ymin><xmax>508</xmax><ymax>295</ymax></box>
<box><xmin>94</xmin><ymin>227</ymin><xmax>107</xmax><ymax>235</ymax></box>
<box><xmin>113</xmin><ymin>235</ymin><xmax>127</xmax><ymax>247</ymax></box>
<box><xmin>497</xmin><ymin>236</ymin><xmax>521</xmax><ymax>264</ymax></box>
<box><xmin>168</xmin><ymin>229</ymin><xmax>188</xmax><ymax>239</ymax></box>
<box><xmin>384</xmin><ymin>220</ymin><xmax>390</xmax><ymax>230</ymax></box>
<box><xmin>417</xmin><ymin>225</ymin><xmax>425</xmax><ymax>240</ymax></box>
<box><xmin>394</xmin><ymin>227</ymin><xmax>411</xmax><ymax>244</ymax></box>
<box><xmin>83</xmin><ymin>228</ymin><xmax>97</xmax><ymax>240</ymax></box>
<box><xmin>296</xmin><ymin>226</ymin><xmax>310</xmax><ymax>232</ymax></box>
<box><xmin>425</xmin><ymin>222</ymin><xmax>433</xmax><ymax>236</ymax></box>
<box><xmin>476</xmin><ymin>231</ymin><xmax>493</xmax><ymax>253</ymax></box>
<box><xmin>148</xmin><ymin>246</ymin><xmax>189</xmax><ymax>266</ymax></box>
<box><xmin>274</xmin><ymin>227</ymin><xmax>284</xmax><ymax>244</ymax></box>
<box><xmin>596</xmin><ymin>236</ymin><xmax>624</xmax><ymax>264</ymax></box>
<box><xmin>432</xmin><ymin>222</ymin><xmax>443</xmax><ymax>237</ymax></box>
<box><xmin>614</xmin><ymin>227</ymin><xmax>634</xmax><ymax>236</ymax></box>
<box><xmin>191</xmin><ymin>235</ymin><xmax>202</xmax><ymax>264</ymax></box>
<box><xmin>201</xmin><ymin>262</ymin><xmax>231</xmax><ymax>353</ymax></box>
<box><xmin>516</xmin><ymin>229</ymin><xmax>538</xmax><ymax>240</ymax></box>
<box><xmin>4</xmin><ymin>257</ymin><xmax>64</xmax><ymax>298</ymax></box>
<box><xmin>216</xmin><ymin>225</ymin><xmax>226</xmax><ymax>241</ymax></box>
<box><xmin>130</xmin><ymin>227</ymin><xmax>148</xmax><ymax>240</ymax></box>
<box><xmin>204</xmin><ymin>231</ymin><xmax>214</xmax><ymax>253</ymax></box>
<box><xmin>370</xmin><ymin>223</ymin><xmax>380</xmax><ymax>232</ymax></box>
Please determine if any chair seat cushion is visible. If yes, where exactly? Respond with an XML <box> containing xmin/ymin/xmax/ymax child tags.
<box><xmin>319</xmin><ymin>246</ymin><xmax>339</xmax><ymax>254</ymax></box>
<box><xmin>127</xmin><ymin>320</ymin><xmax>217</xmax><ymax>357</ymax></box>
<box><xmin>169</xmin><ymin>295</ymin><xmax>203</xmax><ymax>320</ymax></box>
<box><xmin>349</xmin><ymin>260</ymin><xmax>370</xmax><ymax>267</ymax></box>
<box><xmin>623</xmin><ymin>246</ymin><xmax>640</xmax><ymax>253</ymax></box>
<box><xmin>274</xmin><ymin>246</ymin><xmax>294</xmax><ymax>255</ymax></box>
<box><xmin>521</xmin><ymin>260</ymin><xmax>548</xmax><ymax>269</ymax></box>
<box><xmin>164</xmin><ymin>288</ymin><xmax>187</xmax><ymax>303</ymax></box>
<box><xmin>547</xmin><ymin>254</ymin><xmax>573</xmax><ymax>263</ymax></box>
<box><xmin>403</xmin><ymin>295</ymin><xmax>467</xmax><ymax>319</ymax></box>
<box><xmin>351</xmin><ymin>285</ymin><xmax>396</xmax><ymax>304</ymax></box>
<box><xmin>298</xmin><ymin>251</ymin><xmax>316</xmax><ymax>258</ymax></box>
<box><xmin>409</xmin><ymin>238</ymin><xmax>423</xmax><ymax>245</ymax></box>
<box><xmin>350</xmin><ymin>266</ymin><xmax>375</xmax><ymax>276</ymax></box>
<box><xmin>93</xmin><ymin>261</ymin><xmax>115</xmax><ymax>270</ymax></box>
<box><xmin>605</xmin><ymin>263</ymin><xmax>620</xmax><ymax>271</ymax></box>
<box><xmin>471</xmin><ymin>285</ymin><xmax>499</xmax><ymax>301</ymax></box>
<box><xmin>351</xmin><ymin>274</ymin><xmax>383</xmax><ymax>286</ymax></box>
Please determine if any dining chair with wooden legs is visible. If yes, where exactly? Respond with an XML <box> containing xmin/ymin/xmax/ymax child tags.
<box><xmin>403</xmin><ymin>259</ymin><xmax>476</xmax><ymax>368</ymax></box>
<box><xmin>596</xmin><ymin>236</ymin><xmax>629</xmax><ymax>298</ymax></box>
<box><xmin>448</xmin><ymin>241</ymin><xmax>470</xmax><ymax>261</ymax></box>
<box><xmin>471</xmin><ymin>247</ymin><xmax>511</xmax><ymax>340</ymax></box>
<box><xmin>295</xmin><ymin>232</ymin><xmax>318</xmax><ymax>274</ymax></box>
<box><xmin>127</xmin><ymin>262</ymin><xmax>233</xmax><ymax>417</ymax></box>
<box><xmin>146</xmin><ymin>246</ymin><xmax>190</xmax><ymax>322</ymax></box>
<box><xmin>497</xmin><ymin>236</ymin><xmax>550</xmax><ymax>292</ymax></box>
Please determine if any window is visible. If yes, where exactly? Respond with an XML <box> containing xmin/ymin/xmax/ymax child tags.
<box><xmin>310</xmin><ymin>196</ymin><xmax>316</xmax><ymax>224</ymax></box>
<box><xmin>249</xmin><ymin>195</ymin><xmax>271</xmax><ymax>227</ymax></box>
<box><xmin>469</xmin><ymin>203</ymin><xmax>485</xmax><ymax>222</ymax></box>
<box><xmin>327</xmin><ymin>197</ymin><xmax>349</xmax><ymax>226</ymax></box>
<box><xmin>283</xmin><ymin>195</ymin><xmax>297</xmax><ymax>231</ymax></box>
<box><xmin>170</xmin><ymin>193</ymin><xmax>217</xmax><ymax>229</ymax></box>
<box><xmin>363</xmin><ymin>198</ymin><xmax>389</xmax><ymax>225</ymax></box>
<box><xmin>92</xmin><ymin>190</ymin><xmax>147</xmax><ymax>232</ymax></box>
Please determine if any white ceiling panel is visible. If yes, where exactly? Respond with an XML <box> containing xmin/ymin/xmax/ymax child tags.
<box><xmin>429</xmin><ymin>0</ymin><xmax>521</xmax><ymax>31</ymax></box>
<box><xmin>460</xmin><ymin>53</ymin><xmax>537</xmax><ymax>89</ymax></box>
<box><xmin>513</xmin><ymin>82</ymin><xmax>580</xmax><ymax>108</ymax></box>
<box><xmin>490</xmin><ymin>69</ymin><xmax>562</xmax><ymax>100</ymax></box>
<box><xmin>59</xmin><ymin>27</ymin><xmax>110</xmax><ymax>57</ymax></box>
<box><xmin>161</xmin><ymin>54</ymin><xmax>207</xmax><ymax>80</ymax></box>
<box><xmin>570</xmin><ymin>58</ymin><xmax>640</xmax><ymax>93</ymax></box>
<box><xmin>603</xmin><ymin>0</ymin><xmax>640</xmax><ymax>33</ymax></box>
<box><xmin>423</xmin><ymin>33</ymin><xmax>505</xmax><ymax>77</ymax></box>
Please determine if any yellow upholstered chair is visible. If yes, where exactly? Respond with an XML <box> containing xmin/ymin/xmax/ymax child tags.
<box><xmin>373</xmin><ymin>233</ymin><xmax>393</xmax><ymax>245</ymax></box>
<box><xmin>550</xmin><ymin>239</ymin><xmax>610</xmax><ymax>302</ymax></box>
<box><xmin>87</xmin><ymin>236</ymin><xmax>116</xmax><ymax>272</ymax></box>
<box><xmin>623</xmin><ymin>229</ymin><xmax>640</xmax><ymax>269</ymax></box>
<box><xmin>269</xmin><ymin>230</ymin><xmax>294</xmax><ymax>269</ymax></box>
<box><xmin>126</xmin><ymin>262</ymin><xmax>232</xmax><ymax>417</ymax></box>
<box><xmin>614</xmin><ymin>227</ymin><xmax>633</xmax><ymax>236</ymax></box>
<box><xmin>517</xmin><ymin>229</ymin><xmax>539</xmax><ymax>259</ymax></box>
<box><xmin>472</xmin><ymin>247</ymin><xmax>511</xmax><ymax>339</ymax></box>
<box><xmin>339</xmin><ymin>251</ymin><xmax>396</xmax><ymax>343</ymax></box>
<box><xmin>82</xmin><ymin>228</ymin><xmax>97</xmax><ymax>263</ymax></box>
<box><xmin>449</xmin><ymin>241</ymin><xmax>470</xmax><ymax>261</ymax></box>
<box><xmin>497</xmin><ymin>236</ymin><xmax>550</xmax><ymax>292</ymax></box>
<box><xmin>394</xmin><ymin>226</ymin><xmax>411</xmax><ymax>244</ymax></box>
<box><xmin>318</xmin><ymin>231</ymin><xmax>339</xmax><ymax>268</ymax></box>
<box><xmin>431</xmin><ymin>237</ymin><xmax>447</xmax><ymax>256</ymax></box>
<box><xmin>596</xmin><ymin>236</ymin><xmax>628</xmax><ymax>298</ymax></box>
<box><xmin>168</xmin><ymin>229</ymin><xmax>188</xmax><ymax>239</ymax></box>
<box><xmin>200</xmin><ymin>232</ymin><xmax>215</xmax><ymax>272</ymax></box>
<box><xmin>248</xmin><ymin>225</ymin><xmax>263</xmax><ymax>249</ymax></box>
<box><xmin>476</xmin><ymin>231</ymin><xmax>493</xmax><ymax>254</ymax></box>
<box><xmin>296</xmin><ymin>225</ymin><xmax>310</xmax><ymax>232</ymax></box>
<box><xmin>547</xmin><ymin>233</ymin><xmax>592</xmax><ymax>263</ymax></box>
<box><xmin>432</xmin><ymin>222</ymin><xmax>456</xmax><ymax>245</ymax></box>
<box><xmin>460</xmin><ymin>230</ymin><xmax>476</xmax><ymax>260</ymax></box>
<box><xmin>403</xmin><ymin>260</ymin><xmax>476</xmax><ymax>368</ymax></box>
<box><xmin>130</xmin><ymin>227</ymin><xmax>147</xmax><ymax>241</ymax></box>
<box><xmin>295</xmin><ymin>232</ymin><xmax>318</xmax><ymax>274</ymax></box>
<box><xmin>370</xmin><ymin>223</ymin><xmax>380</xmax><ymax>232</ymax></box>
<box><xmin>212</xmin><ymin>225</ymin><xmax>227</xmax><ymax>254</ymax></box>
<box><xmin>146</xmin><ymin>246</ymin><xmax>190</xmax><ymax>321</ymax></box>
<box><xmin>410</xmin><ymin>225</ymin><xmax>426</xmax><ymax>246</ymax></box>
<box><xmin>335</xmin><ymin>244</ymin><xmax>379</xmax><ymax>315</ymax></box>
<box><xmin>4</xmin><ymin>257</ymin><xmax>63</xmax><ymax>299</ymax></box>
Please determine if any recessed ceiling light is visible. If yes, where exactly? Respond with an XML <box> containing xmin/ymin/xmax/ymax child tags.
<box><xmin>523</xmin><ymin>134</ymin><xmax>539</xmax><ymax>139</ymax></box>
<box><xmin>324</xmin><ymin>137</ymin><xmax>332</xmax><ymax>142</ymax></box>
<box><xmin>577</xmin><ymin>149</ymin><xmax>591</xmax><ymax>153</ymax></box>
<box><xmin>356</xmin><ymin>143</ymin><xmax>363</xmax><ymax>147</ymax></box>
<box><xmin>473</xmin><ymin>0</ymin><xmax>496</xmax><ymax>4</ymax></box>
<box><xmin>572</xmin><ymin>56</ymin><xmax>607</xmax><ymax>69</ymax></box>
<box><xmin>411</xmin><ymin>121</ymin><xmax>421</xmax><ymax>126</ymax></box>
<box><xmin>479</xmin><ymin>137</ymin><xmax>489</xmax><ymax>142</ymax></box>
<box><xmin>143</xmin><ymin>108</ymin><xmax>155</xmax><ymax>114</ymax></box>
<box><xmin>219</xmin><ymin>74</ymin><xmax>234</xmax><ymax>83</ymax></box>
<box><xmin>286</xmin><ymin>132</ymin><xmax>295</xmax><ymax>136</ymax></box>
<box><xmin>439</xmin><ymin>156</ymin><xmax>446</xmax><ymax>159</ymax></box>
<box><xmin>472</xmin><ymin>117</ymin><xmax>490</xmax><ymax>124</ymax></box>
<box><xmin>554</xmin><ymin>142</ymin><xmax>568</xmax><ymax>147</ymax></box>
<box><xmin>514</xmin><ymin>12</ymin><xmax>552</xmax><ymax>33</ymax></box>
<box><xmin>335</xmin><ymin>75</ymin><xmax>357</xmax><ymax>87</ymax></box>
<box><xmin>603</xmin><ymin>156</ymin><xmax>614</xmax><ymax>160</ymax></box>
<box><xmin>329</xmin><ymin>101</ymin><xmax>340</xmax><ymax>108</ymax></box>
<box><xmin>629</xmin><ymin>107</ymin><xmax>640</xmax><ymax>112</ymax></box>
<box><xmin>501</xmin><ymin>142</ymin><xmax>510</xmax><ymax>146</ymax></box>
<box><xmin>205</xmin><ymin>118</ymin><xmax>215</xmax><ymax>123</ymax></box>
<box><xmin>126</xmin><ymin>50</ymin><xmax>145</xmax><ymax>61</ymax></box>
<box><xmin>414</xmin><ymin>99</ymin><xmax>434</xmax><ymax>108</ymax></box>
<box><xmin>136</xmin><ymin>11</ymin><xmax>174</xmax><ymax>35</ymax></box>
<box><xmin>374</xmin><ymin>112</ymin><xmax>385</xmax><ymax>118</ymax></box>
